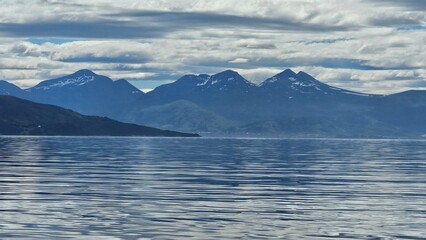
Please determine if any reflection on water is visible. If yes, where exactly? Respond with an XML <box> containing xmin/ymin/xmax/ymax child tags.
<box><xmin>0</xmin><ymin>137</ymin><xmax>425</xmax><ymax>239</ymax></box>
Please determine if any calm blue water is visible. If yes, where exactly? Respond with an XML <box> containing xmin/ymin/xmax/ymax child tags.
<box><xmin>0</xmin><ymin>137</ymin><xmax>425</xmax><ymax>239</ymax></box>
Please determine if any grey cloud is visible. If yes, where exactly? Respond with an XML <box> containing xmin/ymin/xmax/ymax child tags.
<box><xmin>0</xmin><ymin>10</ymin><xmax>357</xmax><ymax>39</ymax></box>
<box><xmin>0</xmin><ymin>20</ymin><xmax>167</xmax><ymax>39</ymax></box>
<box><xmin>368</xmin><ymin>16</ymin><xmax>424</xmax><ymax>27</ymax></box>
<box><xmin>384</xmin><ymin>73</ymin><xmax>425</xmax><ymax>82</ymax></box>
<box><xmin>238</xmin><ymin>43</ymin><xmax>277</xmax><ymax>49</ymax></box>
<box><xmin>109</xmin><ymin>10</ymin><xmax>355</xmax><ymax>32</ymax></box>
<box><xmin>9</xmin><ymin>44</ymin><xmax>44</xmax><ymax>57</ymax></box>
<box><xmin>113</xmin><ymin>64</ymin><xmax>171</xmax><ymax>74</ymax></box>
<box><xmin>366</xmin><ymin>0</ymin><xmax>426</xmax><ymax>11</ymax></box>
<box><xmin>0</xmin><ymin>66</ymin><xmax>37</xmax><ymax>70</ymax></box>
<box><xmin>191</xmin><ymin>57</ymin><xmax>396</xmax><ymax>71</ymax></box>
<box><xmin>57</xmin><ymin>53</ymin><xmax>152</xmax><ymax>64</ymax></box>
<box><xmin>39</xmin><ymin>0</ymin><xmax>89</xmax><ymax>7</ymax></box>
<box><xmin>303</xmin><ymin>38</ymin><xmax>353</xmax><ymax>45</ymax></box>
<box><xmin>406</xmin><ymin>80</ymin><xmax>426</xmax><ymax>88</ymax></box>
<box><xmin>200</xmin><ymin>31</ymin><xmax>269</xmax><ymax>40</ymax></box>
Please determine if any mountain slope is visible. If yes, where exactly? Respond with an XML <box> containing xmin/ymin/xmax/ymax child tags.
<box><xmin>0</xmin><ymin>96</ymin><xmax>198</xmax><ymax>137</ymax></box>
<box><xmin>0</xmin><ymin>80</ymin><xmax>29</xmax><ymax>98</ymax></box>
<box><xmin>123</xmin><ymin>100</ymin><xmax>235</xmax><ymax>133</ymax></box>
<box><xmin>373</xmin><ymin>90</ymin><xmax>426</xmax><ymax>134</ymax></box>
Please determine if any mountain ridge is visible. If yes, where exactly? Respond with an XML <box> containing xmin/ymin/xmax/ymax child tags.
<box><xmin>1</xmin><ymin>69</ymin><xmax>425</xmax><ymax>138</ymax></box>
<box><xmin>0</xmin><ymin>95</ymin><xmax>199</xmax><ymax>137</ymax></box>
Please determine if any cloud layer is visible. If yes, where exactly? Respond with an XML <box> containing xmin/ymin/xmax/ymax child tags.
<box><xmin>0</xmin><ymin>0</ymin><xmax>424</xmax><ymax>94</ymax></box>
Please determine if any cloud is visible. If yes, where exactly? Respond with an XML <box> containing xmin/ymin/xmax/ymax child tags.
<box><xmin>58</xmin><ymin>54</ymin><xmax>152</xmax><ymax>64</ymax></box>
<box><xmin>0</xmin><ymin>0</ymin><xmax>424</xmax><ymax>94</ymax></box>
<box><xmin>0</xmin><ymin>20</ymin><xmax>167</xmax><ymax>39</ymax></box>
<box><xmin>367</xmin><ymin>11</ymin><xmax>426</xmax><ymax>28</ymax></box>
<box><xmin>365</xmin><ymin>0</ymin><xmax>426</xmax><ymax>11</ymax></box>
<box><xmin>0</xmin><ymin>10</ymin><xmax>357</xmax><ymax>40</ymax></box>
<box><xmin>238</xmin><ymin>43</ymin><xmax>277</xmax><ymax>49</ymax></box>
<box><xmin>193</xmin><ymin>57</ymin><xmax>397</xmax><ymax>71</ymax></box>
<box><xmin>229</xmin><ymin>58</ymin><xmax>249</xmax><ymax>64</ymax></box>
<box><xmin>48</xmin><ymin>41</ymin><xmax>154</xmax><ymax>64</ymax></box>
<box><xmin>109</xmin><ymin>9</ymin><xmax>356</xmax><ymax>32</ymax></box>
<box><xmin>303</xmin><ymin>38</ymin><xmax>353</xmax><ymax>45</ymax></box>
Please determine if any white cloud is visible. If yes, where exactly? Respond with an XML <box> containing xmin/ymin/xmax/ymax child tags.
<box><xmin>0</xmin><ymin>0</ymin><xmax>424</xmax><ymax>94</ymax></box>
<box><xmin>229</xmin><ymin>58</ymin><xmax>249</xmax><ymax>64</ymax></box>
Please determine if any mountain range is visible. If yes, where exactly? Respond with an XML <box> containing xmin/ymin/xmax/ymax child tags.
<box><xmin>1</xmin><ymin>69</ymin><xmax>425</xmax><ymax>138</ymax></box>
<box><xmin>0</xmin><ymin>96</ymin><xmax>198</xmax><ymax>137</ymax></box>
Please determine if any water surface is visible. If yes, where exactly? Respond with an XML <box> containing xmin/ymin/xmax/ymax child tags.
<box><xmin>1</xmin><ymin>137</ymin><xmax>425</xmax><ymax>239</ymax></box>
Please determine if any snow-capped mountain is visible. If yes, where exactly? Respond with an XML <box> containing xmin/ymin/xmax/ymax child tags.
<box><xmin>151</xmin><ymin>70</ymin><xmax>255</xmax><ymax>95</ymax></box>
<box><xmin>144</xmin><ymin>70</ymin><xmax>257</xmax><ymax>108</ymax></box>
<box><xmin>29</xmin><ymin>69</ymin><xmax>142</xmax><ymax>94</ymax></box>
<box><xmin>7</xmin><ymin>69</ymin><xmax>143</xmax><ymax>117</ymax></box>
<box><xmin>1</xmin><ymin>68</ymin><xmax>426</xmax><ymax>137</ymax></box>
<box><xmin>28</xmin><ymin>70</ymin><xmax>143</xmax><ymax>117</ymax></box>
<box><xmin>30</xmin><ymin>69</ymin><xmax>98</xmax><ymax>91</ymax></box>
<box><xmin>194</xmin><ymin>70</ymin><xmax>256</xmax><ymax>91</ymax></box>
<box><xmin>260</xmin><ymin>69</ymin><xmax>374</xmax><ymax>97</ymax></box>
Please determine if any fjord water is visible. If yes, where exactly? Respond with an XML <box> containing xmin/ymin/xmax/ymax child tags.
<box><xmin>0</xmin><ymin>137</ymin><xmax>425</xmax><ymax>239</ymax></box>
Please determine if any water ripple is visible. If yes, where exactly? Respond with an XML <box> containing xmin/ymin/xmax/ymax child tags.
<box><xmin>0</xmin><ymin>137</ymin><xmax>425</xmax><ymax>239</ymax></box>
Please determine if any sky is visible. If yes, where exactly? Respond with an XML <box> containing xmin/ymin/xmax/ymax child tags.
<box><xmin>0</xmin><ymin>0</ymin><xmax>425</xmax><ymax>94</ymax></box>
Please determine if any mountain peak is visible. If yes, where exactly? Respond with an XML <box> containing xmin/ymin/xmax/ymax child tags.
<box><xmin>169</xmin><ymin>70</ymin><xmax>254</xmax><ymax>91</ymax></box>
<box><xmin>221</xmin><ymin>69</ymin><xmax>238</xmax><ymax>74</ymax></box>
<box><xmin>279</xmin><ymin>69</ymin><xmax>297</xmax><ymax>77</ymax></box>
<box><xmin>296</xmin><ymin>71</ymin><xmax>316</xmax><ymax>81</ymax></box>
<box><xmin>273</xmin><ymin>69</ymin><xmax>298</xmax><ymax>80</ymax></box>
<box><xmin>209</xmin><ymin>70</ymin><xmax>254</xmax><ymax>87</ymax></box>
<box><xmin>30</xmin><ymin>69</ymin><xmax>109</xmax><ymax>91</ymax></box>
<box><xmin>260</xmin><ymin>69</ymin><xmax>297</xmax><ymax>86</ymax></box>
<box><xmin>0</xmin><ymin>79</ymin><xmax>10</xmax><ymax>85</ymax></box>
<box><xmin>0</xmin><ymin>80</ymin><xmax>18</xmax><ymax>88</ymax></box>
<box><xmin>213</xmin><ymin>69</ymin><xmax>241</xmax><ymax>78</ymax></box>
<box><xmin>73</xmin><ymin>69</ymin><xmax>97</xmax><ymax>76</ymax></box>
<box><xmin>198</xmin><ymin>74</ymin><xmax>210</xmax><ymax>79</ymax></box>
<box><xmin>113</xmin><ymin>79</ymin><xmax>144</xmax><ymax>94</ymax></box>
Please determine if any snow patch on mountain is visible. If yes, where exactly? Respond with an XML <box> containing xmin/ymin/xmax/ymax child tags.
<box><xmin>268</xmin><ymin>77</ymin><xmax>278</xmax><ymax>84</ymax></box>
<box><xmin>195</xmin><ymin>72</ymin><xmax>246</xmax><ymax>88</ymax></box>
<box><xmin>35</xmin><ymin>74</ymin><xmax>95</xmax><ymax>90</ymax></box>
<box><xmin>210</xmin><ymin>80</ymin><xmax>219</xmax><ymax>85</ymax></box>
<box><xmin>259</xmin><ymin>69</ymin><xmax>379</xmax><ymax>97</ymax></box>
<box><xmin>196</xmin><ymin>75</ymin><xmax>212</xmax><ymax>86</ymax></box>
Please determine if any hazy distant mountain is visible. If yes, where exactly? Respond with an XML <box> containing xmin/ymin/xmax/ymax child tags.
<box><xmin>124</xmin><ymin>100</ymin><xmax>236</xmax><ymax>133</ymax></box>
<box><xmin>373</xmin><ymin>90</ymin><xmax>426</xmax><ymax>134</ymax></box>
<box><xmin>0</xmin><ymin>96</ymin><xmax>198</xmax><ymax>137</ymax></box>
<box><xmin>1</xmin><ymin>69</ymin><xmax>426</xmax><ymax>138</ymax></box>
